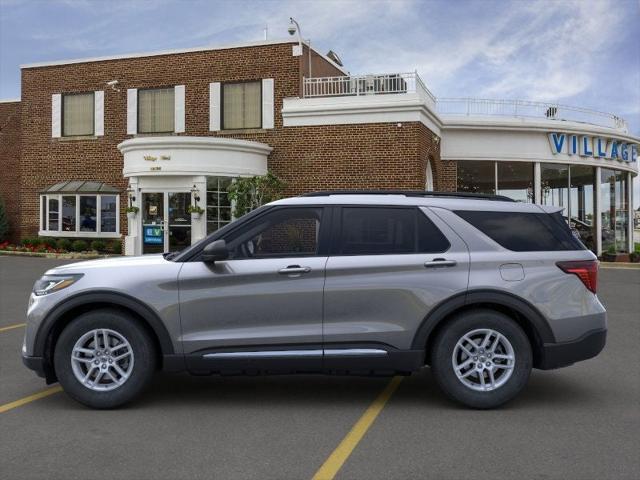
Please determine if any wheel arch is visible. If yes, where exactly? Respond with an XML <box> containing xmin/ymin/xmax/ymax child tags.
<box><xmin>413</xmin><ymin>290</ymin><xmax>555</xmax><ymax>369</ymax></box>
<box><xmin>35</xmin><ymin>291</ymin><xmax>176</xmax><ymax>382</ymax></box>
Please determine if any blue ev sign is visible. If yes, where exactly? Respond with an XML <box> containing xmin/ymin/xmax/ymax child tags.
<box><xmin>548</xmin><ymin>133</ymin><xmax>638</xmax><ymax>163</ymax></box>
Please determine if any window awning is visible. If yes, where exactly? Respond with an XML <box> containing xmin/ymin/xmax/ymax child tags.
<box><xmin>41</xmin><ymin>181</ymin><xmax>120</xmax><ymax>194</ymax></box>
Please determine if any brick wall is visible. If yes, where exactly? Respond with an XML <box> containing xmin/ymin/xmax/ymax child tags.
<box><xmin>15</xmin><ymin>41</ymin><xmax>441</xmax><ymax>241</ymax></box>
<box><xmin>0</xmin><ymin>101</ymin><xmax>21</xmax><ymax>242</ymax></box>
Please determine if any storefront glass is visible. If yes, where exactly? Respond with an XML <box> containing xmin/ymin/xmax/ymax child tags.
<box><xmin>541</xmin><ymin>163</ymin><xmax>569</xmax><ymax>211</ymax></box>
<box><xmin>569</xmin><ymin>165</ymin><xmax>596</xmax><ymax>251</ymax></box>
<box><xmin>206</xmin><ymin>176</ymin><xmax>233</xmax><ymax>234</ymax></box>
<box><xmin>457</xmin><ymin>161</ymin><xmax>495</xmax><ymax>194</ymax></box>
<box><xmin>601</xmin><ymin>169</ymin><xmax>629</xmax><ymax>253</ymax></box>
<box><xmin>497</xmin><ymin>162</ymin><xmax>534</xmax><ymax>203</ymax></box>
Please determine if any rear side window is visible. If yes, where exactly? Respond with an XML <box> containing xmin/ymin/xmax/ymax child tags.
<box><xmin>455</xmin><ymin>210</ymin><xmax>585</xmax><ymax>251</ymax></box>
<box><xmin>338</xmin><ymin>207</ymin><xmax>450</xmax><ymax>255</ymax></box>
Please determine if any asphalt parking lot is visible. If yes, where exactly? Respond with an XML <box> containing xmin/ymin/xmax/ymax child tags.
<box><xmin>0</xmin><ymin>255</ymin><xmax>638</xmax><ymax>480</ymax></box>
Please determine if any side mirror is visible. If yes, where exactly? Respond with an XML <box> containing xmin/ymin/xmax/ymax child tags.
<box><xmin>202</xmin><ymin>239</ymin><xmax>229</xmax><ymax>263</ymax></box>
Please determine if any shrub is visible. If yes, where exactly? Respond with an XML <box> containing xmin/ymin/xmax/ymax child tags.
<box><xmin>0</xmin><ymin>197</ymin><xmax>8</xmax><ymax>241</ymax></box>
<box><xmin>37</xmin><ymin>237</ymin><xmax>57</xmax><ymax>249</ymax></box>
<box><xmin>56</xmin><ymin>238</ymin><xmax>73</xmax><ymax>251</ymax></box>
<box><xmin>109</xmin><ymin>239</ymin><xmax>122</xmax><ymax>254</ymax></box>
<box><xmin>21</xmin><ymin>237</ymin><xmax>37</xmax><ymax>247</ymax></box>
<box><xmin>90</xmin><ymin>240</ymin><xmax>106</xmax><ymax>252</ymax></box>
<box><xmin>71</xmin><ymin>240</ymin><xmax>88</xmax><ymax>252</ymax></box>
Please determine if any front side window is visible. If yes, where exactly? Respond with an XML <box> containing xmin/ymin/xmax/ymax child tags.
<box><xmin>226</xmin><ymin>207</ymin><xmax>323</xmax><ymax>259</ymax></box>
<box><xmin>337</xmin><ymin>207</ymin><xmax>450</xmax><ymax>255</ymax></box>
<box><xmin>63</xmin><ymin>92</ymin><xmax>94</xmax><ymax>136</ymax></box>
<box><xmin>138</xmin><ymin>88</ymin><xmax>175</xmax><ymax>133</ymax></box>
<box><xmin>222</xmin><ymin>81</ymin><xmax>261</xmax><ymax>130</ymax></box>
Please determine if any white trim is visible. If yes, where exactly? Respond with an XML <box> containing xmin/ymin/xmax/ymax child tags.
<box><xmin>0</xmin><ymin>98</ymin><xmax>20</xmax><ymax>103</ymax></box>
<box><xmin>51</xmin><ymin>94</ymin><xmax>61</xmax><ymax>138</ymax></box>
<box><xmin>262</xmin><ymin>78</ymin><xmax>275</xmax><ymax>129</ymax></box>
<box><xmin>127</xmin><ymin>89</ymin><xmax>137</xmax><ymax>135</ymax></box>
<box><xmin>94</xmin><ymin>90</ymin><xmax>104</xmax><ymax>136</ymax></box>
<box><xmin>209</xmin><ymin>82</ymin><xmax>221</xmax><ymax>131</ymax></box>
<box><xmin>38</xmin><ymin>231</ymin><xmax>122</xmax><ymax>239</ymax></box>
<box><xmin>174</xmin><ymin>85</ymin><xmax>185</xmax><ymax>133</ymax></box>
<box><xmin>19</xmin><ymin>39</ymin><xmax>348</xmax><ymax>74</ymax></box>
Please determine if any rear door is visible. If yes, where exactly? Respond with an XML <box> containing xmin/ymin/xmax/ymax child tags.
<box><xmin>322</xmin><ymin>206</ymin><xmax>469</xmax><ymax>353</ymax></box>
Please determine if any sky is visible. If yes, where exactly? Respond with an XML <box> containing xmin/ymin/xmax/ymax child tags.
<box><xmin>1</xmin><ymin>0</ymin><xmax>639</xmax><ymax>202</ymax></box>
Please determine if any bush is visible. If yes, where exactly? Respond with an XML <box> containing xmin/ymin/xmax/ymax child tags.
<box><xmin>21</xmin><ymin>237</ymin><xmax>36</xmax><ymax>247</ymax></box>
<box><xmin>109</xmin><ymin>239</ymin><xmax>122</xmax><ymax>254</ymax></box>
<box><xmin>56</xmin><ymin>238</ymin><xmax>73</xmax><ymax>251</ymax></box>
<box><xmin>0</xmin><ymin>197</ymin><xmax>8</xmax><ymax>241</ymax></box>
<box><xmin>37</xmin><ymin>237</ymin><xmax>57</xmax><ymax>249</ymax></box>
<box><xmin>90</xmin><ymin>240</ymin><xmax>106</xmax><ymax>252</ymax></box>
<box><xmin>71</xmin><ymin>240</ymin><xmax>88</xmax><ymax>252</ymax></box>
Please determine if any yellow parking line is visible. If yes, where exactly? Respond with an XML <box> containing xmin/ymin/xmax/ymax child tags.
<box><xmin>0</xmin><ymin>386</ymin><xmax>63</xmax><ymax>414</ymax></box>
<box><xmin>0</xmin><ymin>323</ymin><xmax>26</xmax><ymax>333</ymax></box>
<box><xmin>312</xmin><ymin>376</ymin><xmax>403</xmax><ymax>480</ymax></box>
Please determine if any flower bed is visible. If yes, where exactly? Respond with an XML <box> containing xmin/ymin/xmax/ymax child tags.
<box><xmin>0</xmin><ymin>237</ymin><xmax>122</xmax><ymax>256</ymax></box>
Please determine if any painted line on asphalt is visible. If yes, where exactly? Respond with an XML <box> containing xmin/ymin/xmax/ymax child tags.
<box><xmin>0</xmin><ymin>386</ymin><xmax>63</xmax><ymax>414</ymax></box>
<box><xmin>311</xmin><ymin>376</ymin><xmax>403</xmax><ymax>480</ymax></box>
<box><xmin>0</xmin><ymin>323</ymin><xmax>26</xmax><ymax>333</ymax></box>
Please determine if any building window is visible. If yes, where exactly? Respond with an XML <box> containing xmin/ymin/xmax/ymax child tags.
<box><xmin>457</xmin><ymin>160</ymin><xmax>496</xmax><ymax>195</ymax></box>
<box><xmin>62</xmin><ymin>92</ymin><xmax>94</xmax><ymax>136</ymax></box>
<box><xmin>222</xmin><ymin>81</ymin><xmax>261</xmax><ymax>129</ymax></box>
<box><xmin>138</xmin><ymin>88</ymin><xmax>175</xmax><ymax>133</ymax></box>
<box><xmin>569</xmin><ymin>165</ymin><xmax>596</xmax><ymax>252</ymax></box>
<box><xmin>39</xmin><ymin>194</ymin><xmax>120</xmax><ymax>237</ymax></box>
<box><xmin>541</xmin><ymin>163</ymin><xmax>569</xmax><ymax>210</ymax></box>
<box><xmin>601</xmin><ymin>168</ymin><xmax>629</xmax><ymax>253</ymax></box>
<box><xmin>206</xmin><ymin>177</ymin><xmax>233</xmax><ymax>234</ymax></box>
<box><xmin>497</xmin><ymin>162</ymin><xmax>534</xmax><ymax>203</ymax></box>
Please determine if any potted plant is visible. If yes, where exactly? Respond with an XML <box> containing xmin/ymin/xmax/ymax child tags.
<box><xmin>126</xmin><ymin>206</ymin><xmax>139</xmax><ymax>221</ymax></box>
<box><xmin>187</xmin><ymin>204</ymin><xmax>204</xmax><ymax>220</ymax></box>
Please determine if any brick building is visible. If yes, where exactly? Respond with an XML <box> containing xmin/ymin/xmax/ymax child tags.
<box><xmin>0</xmin><ymin>38</ymin><xmax>637</xmax><ymax>255</ymax></box>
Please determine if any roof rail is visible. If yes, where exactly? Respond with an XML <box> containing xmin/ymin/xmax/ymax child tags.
<box><xmin>301</xmin><ymin>190</ymin><xmax>515</xmax><ymax>202</ymax></box>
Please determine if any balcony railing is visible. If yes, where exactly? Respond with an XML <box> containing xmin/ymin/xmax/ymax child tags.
<box><xmin>303</xmin><ymin>72</ymin><xmax>436</xmax><ymax>103</ymax></box>
<box><xmin>301</xmin><ymin>74</ymin><xmax>627</xmax><ymax>131</ymax></box>
<box><xmin>437</xmin><ymin>98</ymin><xmax>628</xmax><ymax>131</ymax></box>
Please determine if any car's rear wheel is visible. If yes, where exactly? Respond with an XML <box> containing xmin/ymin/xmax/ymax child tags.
<box><xmin>430</xmin><ymin>309</ymin><xmax>532</xmax><ymax>409</ymax></box>
<box><xmin>53</xmin><ymin>309</ymin><xmax>156</xmax><ymax>409</ymax></box>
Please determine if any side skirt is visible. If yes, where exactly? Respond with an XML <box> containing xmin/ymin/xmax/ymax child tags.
<box><xmin>184</xmin><ymin>345</ymin><xmax>425</xmax><ymax>376</ymax></box>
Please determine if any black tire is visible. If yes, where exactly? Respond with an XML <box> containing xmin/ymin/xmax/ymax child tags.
<box><xmin>53</xmin><ymin>309</ymin><xmax>157</xmax><ymax>409</ymax></box>
<box><xmin>430</xmin><ymin>309</ymin><xmax>532</xmax><ymax>409</ymax></box>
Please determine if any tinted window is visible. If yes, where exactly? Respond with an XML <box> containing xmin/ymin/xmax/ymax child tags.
<box><xmin>455</xmin><ymin>210</ymin><xmax>585</xmax><ymax>251</ymax></box>
<box><xmin>226</xmin><ymin>207</ymin><xmax>323</xmax><ymax>259</ymax></box>
<box><xmin>338</xmin><ymin>207</ymin><xmax>449</xmax><ymax>255</ymax></box>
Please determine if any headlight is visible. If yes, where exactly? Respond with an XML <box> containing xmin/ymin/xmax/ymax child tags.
<box><xmin>33</xmin><ymin>274</ymin><xmax>83</xmax><ymax>296</ymax></box>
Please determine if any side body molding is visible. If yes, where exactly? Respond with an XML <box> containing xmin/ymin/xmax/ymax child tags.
<box><xmin>410</xmin><ymin>289</ymin><xmax>556</xmax><ymax>350</ymax></box>
<box><xmin>34</xmin><ymin>291</ymin><xmax>176</xmax><ymax>358</ymax></box>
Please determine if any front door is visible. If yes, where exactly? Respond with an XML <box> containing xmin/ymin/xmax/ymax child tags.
<box><xmin>178</xmin><ymin>206</ymin><xmax>328</xmax><ymax>372</ymax></box>
<box><xmin>141</xmin><ymin>192</ymin><xmax>192</xmax><ymax>254</ymax></box>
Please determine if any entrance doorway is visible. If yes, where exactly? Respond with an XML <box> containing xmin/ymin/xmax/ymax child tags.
<box><xmin>141</xmin><ymin>192</ymin><xmax>192</xmax><ymax>254</ymax></box>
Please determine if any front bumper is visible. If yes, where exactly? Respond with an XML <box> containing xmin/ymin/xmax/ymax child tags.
<box><xmin>538</xmin><ymin>328</ymin><xmax>607</xmax><ymax>370</ymax></box>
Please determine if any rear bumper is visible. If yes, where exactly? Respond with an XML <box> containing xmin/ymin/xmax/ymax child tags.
<box><xmin>538</xmin><ymin>328</ymin><xmax>606</xmax><ymax>370</ymax></box>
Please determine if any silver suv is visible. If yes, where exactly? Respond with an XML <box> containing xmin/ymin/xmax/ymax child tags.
<box><xmin>22</xmin><ymin>192</ymin><xmax>607</xmax><ymax>409</ymax></box>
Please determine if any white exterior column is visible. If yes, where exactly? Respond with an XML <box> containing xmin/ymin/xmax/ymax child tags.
<box><xmin>192</xmin><ymin>175</ymin><xmax>207</xmax><ymax>245</ymax></box>
<box><xmin>628</xmin><ymin>171</ymin><xmax>634</xmax><ymax>253</ymax></box>
<box><xmin>595</xmin><ymin>166</ymin><xmax>602</xmax><ymax>256</ymax></box>
<box><xmin>125</xmin><ymin>176</ymin><xmax>141</xmax><ymax>256</ymax></box>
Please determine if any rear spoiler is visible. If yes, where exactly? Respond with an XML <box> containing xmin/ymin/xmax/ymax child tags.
<box><xmin>537</xmin><ymin>204</ymin><xmax>564</xmax><ymax>214</ymax></box>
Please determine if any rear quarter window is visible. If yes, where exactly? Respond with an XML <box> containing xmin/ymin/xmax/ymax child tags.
<box><xmin>454</xmin><ymin>210</ymin><xmax>585</xmax><ymax>252</ymax></box>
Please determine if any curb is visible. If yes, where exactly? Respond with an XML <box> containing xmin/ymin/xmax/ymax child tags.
<box><xmin>0</xmin><ymin>250</ymin><xmax>120</xmax><ymax>260</ymax></box>
<box><xmin>599</xmin><ymin>262</ymin><xmax>640</xmax><ymax>269</ymax></box>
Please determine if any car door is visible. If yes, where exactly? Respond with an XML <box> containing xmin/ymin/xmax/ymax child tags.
<box><xmin>322</xmin><ymin>205</ymin><xmax>469</xmax><ymax>360</ymax></box>
<box><xmin>178</xmin><ymin>205</ymin><xmax>330</xmax><ymax>373</ymax></box>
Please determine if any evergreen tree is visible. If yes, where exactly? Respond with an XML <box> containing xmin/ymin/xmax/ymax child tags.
<box><xmin>0</xmin><ymin>197</ymin><xmax>9</xmax><ymax>241</ymax></box>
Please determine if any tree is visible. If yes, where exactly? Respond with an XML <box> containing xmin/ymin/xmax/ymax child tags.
<box><xmin>0</xmin><ymin>197</ymin><xmax>9</xmax><ymax>242</ymax></box>
<box><xmin>226</xmin><ymin>172</ymin><xmax>286</xmax><ymax>219</ymax></box>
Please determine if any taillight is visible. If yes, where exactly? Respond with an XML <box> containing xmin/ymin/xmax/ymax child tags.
<box><xmin>556</xmin><ymin>260</ymin><xmax>598</xmax><ymax>294</ymax></box>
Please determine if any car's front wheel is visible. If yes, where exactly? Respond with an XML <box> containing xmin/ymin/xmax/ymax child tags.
<box><xmin>53</xmin><ymin>309</ymin><xmax>156</xmax><ymax>409</ymax></box>
<box><xmin>430</xmin><ymin>309</ymin><xmax>532</xmax><ymax>409</ymax></box>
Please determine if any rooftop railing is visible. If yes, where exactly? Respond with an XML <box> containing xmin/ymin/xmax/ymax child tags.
<box><xmin>301</xmin><ymin>74</ymin><xmax>627</xmax><ymax>131</ymax></box>
<box><xmin>436</xmin><ymin>98</ymin><xmax>628</xmax><ymax>131</ymax></box>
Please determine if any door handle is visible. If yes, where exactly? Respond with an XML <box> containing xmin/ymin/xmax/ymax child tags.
<box><xmin>424</xmin><ymin>258</ymin><xmax>457</xmax><ymax>268</ymax></box>
<box><xmin>278</xmin><ymin>265</ymin><xmax>312</xmax><ymax>275</ymax></box>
